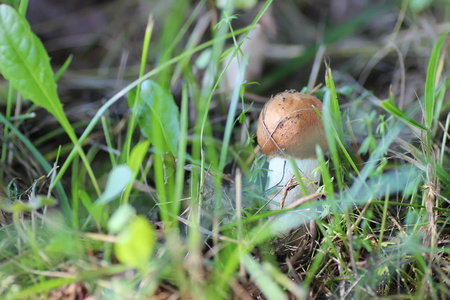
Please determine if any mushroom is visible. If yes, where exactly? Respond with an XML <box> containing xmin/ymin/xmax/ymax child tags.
<box><xmin>257</xmin><ymin>90</ymin><xmax>328</xmax><ymax>210</ymax></box>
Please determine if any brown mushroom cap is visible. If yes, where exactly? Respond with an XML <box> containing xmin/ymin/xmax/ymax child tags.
<box><xmin>257</xmin><ymin>90</ymin><xmax>328</xmax><ymax>159</ymax></box>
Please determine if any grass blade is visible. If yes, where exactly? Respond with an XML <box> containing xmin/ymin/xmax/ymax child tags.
<box><xmin>424</xmin><ymin>31</ymin><xmax>447</xmax><ymax>129</ymax></box>
<box><xmin>0</xmin><ymin>113</ymin><xmax>71</xmax><ymax>222</ymax></box>
<box><xmin>323</xmin><ymin>88</ymin><xmax>343</xmax><ymax>190</ymax></box>
<box><xmin>325</xmin><ymin>66</ymin><xmax>345</xmax><ymax>142</ymax></box>
<box><xmin>242</xmin><ymin>254</ymin><xmax>288</xmax><ymax>300</ymax></box>
<box><xmin>380</xmin><ymin>99</ymin><xmax>427</xmax><ymax>131</ymax></box>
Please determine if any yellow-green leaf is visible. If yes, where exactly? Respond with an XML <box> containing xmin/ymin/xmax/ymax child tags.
<box><xmin>114</xmin><ymin>216</ymin><xmax>156</xmax><ymax>269</ymax></box>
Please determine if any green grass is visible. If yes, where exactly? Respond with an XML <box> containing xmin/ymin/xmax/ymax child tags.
<box><xmin>0</xmin><ymin>0</ymin><xmax>449</xmax><ymax>299</ymax></box>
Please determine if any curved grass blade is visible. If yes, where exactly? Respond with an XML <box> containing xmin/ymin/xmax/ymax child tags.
<box><xmin>380</xmin><ymin>99</ymin><xmax>427</xmax><ymax>131</ymax></box>
<box><xmin>54</xmin><ymin>54</ymin><xmax>73</xmax><ymax>82</ymax></box>
<box><xmin>424</xmin><ymin>31</ymin><xmax>448</xmax><ymax>129</ymax></box>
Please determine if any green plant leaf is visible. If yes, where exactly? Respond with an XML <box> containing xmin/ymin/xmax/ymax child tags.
<box><xmin>114</xmin><ymin>215</ymin><xmax>156</xmax><ymax>269</ymax></box>
<box><xmin>122</xmin><ymin>140</ymin><xmax>150</xmax><ymax>203</ymax></box>
<box><xmin>323</xmin><ymin>89</ymin><xmax>343</xmax><ymax>189</ymax></box>
<box><xmin>325</xmin><ymin>66</ymin><xmax>345</xmax><ymax>143</ymax></box>
<box><xmin>128</xmin><ymin>140</ymin><xmax>150</xmax><ymax>177</ymax></box>
<box><xmin>54</xmin><ymin>54</ymin><xmax>73</xmax><ymax>82</ymax></box>
<box><xmin>424</xmin><ymin>31</ymin><xmax>448</xmax><ymax>130</ymax></box>
<box><xmin>380</xmin><ymin>100</ymin><xmax>427</xmax><ymax>131</ymax></box>
<box><xmin>129</xmin><ymin>80</ymin><xmax>180</xmax><ymax>155</ymax></box>
<box><xmin>96</xmin><ymin>165</ymin><xmax>134</xmax><ymax>205</ymax></box>
<box><xmin>0</xmin><ymin>5</ymin><xmax>65</xmax><ymax>124</ymax></box>
<box><xmin>0</xmin><ymin>5</ymin><xmax>103</xmax><ymax>201</ymax></box>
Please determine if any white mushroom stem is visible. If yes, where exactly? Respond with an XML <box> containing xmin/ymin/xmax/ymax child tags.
<box><xmin>265</xmin><ymin>156</ymin><xmax>320</xmax><ymax>210</ymax></box>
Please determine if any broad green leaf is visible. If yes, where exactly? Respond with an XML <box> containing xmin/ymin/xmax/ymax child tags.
<box><xmin>114</xmin><ymin>215</ymin><xmax>156</xmax><ymax>269</ymax></box>
<box><xmin>0</xmin><ymin>5</ymin><xmax>104</xmax><ymax>200</ymax></box>
<box><xmin>380</xmin><ymin>100</ymin><xmax>427</xmax><ymax>131</ymax></box>
<box><xmin>0</xmin><ymin>5</ymin><xmax>66</xmax><ymax>124</ymax></box>
<box><xmin>96</xmin><ymin>165</ymin><xmax>134</xmax><ymax>205</ymax></box>
<box><xmin>128</xmin><ymin>80</ymin><xmax>180</xmax><ymax>155</ymax></box>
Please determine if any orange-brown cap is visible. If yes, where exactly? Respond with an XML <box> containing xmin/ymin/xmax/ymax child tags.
<box><xmin>257</xmin><ymin>90</ymin><xmax>328</xmax><ymax>159</ymax></box>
